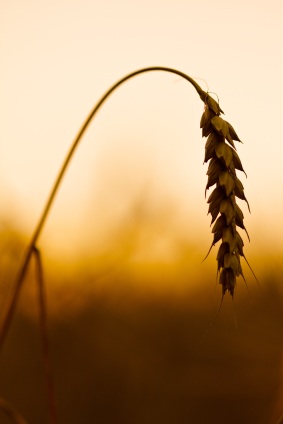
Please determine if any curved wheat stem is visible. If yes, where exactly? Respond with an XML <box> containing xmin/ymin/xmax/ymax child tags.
<box><xmin>0</xmin><ymin>66</ymin><xmax>250</xmax><ymax>351</ymax></box>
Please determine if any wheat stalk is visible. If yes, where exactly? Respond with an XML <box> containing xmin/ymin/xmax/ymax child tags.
<box><xmin>0</xmin><ymin>67</ymin><xmax>255</xmax><ymax>351</ymax></box>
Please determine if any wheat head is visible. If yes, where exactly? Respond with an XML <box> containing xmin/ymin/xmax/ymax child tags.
<box><xmin>200</xmin><ymin>93</ymin><xmax>253</xmax><ymax>296</ymax></box>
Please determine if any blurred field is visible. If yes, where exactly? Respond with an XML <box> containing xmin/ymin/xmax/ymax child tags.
<box><xmin>0</xmin><ymin>226</ymin><xmax>283</xmax><ymax>424</ymax></box>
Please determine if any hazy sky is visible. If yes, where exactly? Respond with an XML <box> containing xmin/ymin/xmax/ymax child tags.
<box><xmin>1</xmin><ymin>0</ymin><xmax>282</xmax><ymax>260</ymax></box>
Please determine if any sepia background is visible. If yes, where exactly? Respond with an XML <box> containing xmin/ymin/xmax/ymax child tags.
<box><xmin>0</xmin><ymin>0</ymin><xmax>283</xmax><ymax>423</ymax></box>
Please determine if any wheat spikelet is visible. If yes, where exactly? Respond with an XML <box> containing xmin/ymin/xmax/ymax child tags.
<box><xmin>200</xmin><ymin>94</ymin><xmax>253</xmax><ymax>297</ymax></box>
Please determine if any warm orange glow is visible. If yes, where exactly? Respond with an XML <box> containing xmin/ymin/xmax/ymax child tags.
<box><xmin>1</xmin><ymin>1</ymin><xmax>283</xmax><ymax>422</ymax></box>
<box><xmin>1</xmin><ymin>0</ymin><xmax>283</xmax><ymax>254</ymax></box>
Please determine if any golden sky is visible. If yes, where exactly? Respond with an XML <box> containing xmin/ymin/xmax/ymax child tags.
<box><xmin>0</xmin><ymin>0</ymin><xmax>282</xmax><ymax>262</ymax></box>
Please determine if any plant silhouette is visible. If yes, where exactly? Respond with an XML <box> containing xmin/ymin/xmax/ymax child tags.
<box><xmin>0</xmin><ymin>67</ymin><xmax>259</xmax><ymax>424</ymax></box>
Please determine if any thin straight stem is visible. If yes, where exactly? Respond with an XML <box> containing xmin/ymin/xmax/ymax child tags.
<box><xmin>0</xmin><ymin>66</ymin><xmax>206</xmax><ymax>350</ymax></box>
<box><xmin>33</xmin><ymin>247</ymin><xmax>58</xmax><ymax>424</ymax></box>
<box><xmin>276</xmin><ymin>414</ymin><xmax>283</xmax><ymax>424</ymax></box>
<box><xmin>0</xmin><ymin>397</ymin><xmax>29</xmax><ymax>424</ymax></box>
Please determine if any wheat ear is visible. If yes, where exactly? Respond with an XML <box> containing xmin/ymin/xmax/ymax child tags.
<box><xmin>200</xmin><ymin>96</ymin><xmax>256</xmax><ymax>296</ymax></box>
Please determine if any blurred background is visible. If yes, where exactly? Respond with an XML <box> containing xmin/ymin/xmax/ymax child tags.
<box><xmin>0</xmin><ymin>0</ymin><xmax>283</xmax><ymax>423</ymax></box>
